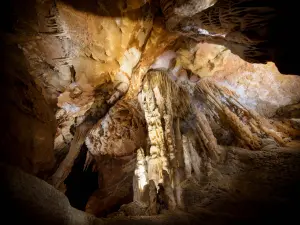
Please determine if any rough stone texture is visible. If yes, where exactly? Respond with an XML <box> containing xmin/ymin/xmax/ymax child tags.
<box><xmin>2</xmin><ymin>143</ymin><xmax>300</xmax><ymax>224</ymax></box>
<box><xmin>276</xmin><ymin>103</ymin><xmax>300</xmax><ymax>119</ymax></box>
<box><xmin>182</xmin><ymin>146</ymin><xmax>300</xmax><ymax>220</ymax></box>
<box><xmin>26</xmin><ymin>1</ymin><xmax>177</xmax><ymax>210</ymax></box>
<box><xmin>86</xmin><ymin>101</ymin><xmax>146</xmax><ymax>157</ymax></box>
<box><xmin>2</xmin><ymin>0</ymin><xmax>300</xmax><ymax>223</ymax></box>
<box><xmin>177</xmin><ymin>42</ymin><xmax>300</xmax><ymax>117</ymax></box>
<box><xmin>0</xmin><ymin>45</ymin><xmax>56</xmax><ymax>176</ymax></box>
<box><xmin>49</xmin><ymin>4</ymin><xmax>176</xmax><ymax>216</ymax></box>
<box><xmin>85</xmin><ymin>154</ymin><xmax>136</xmax><ymax>217</ymax></box>
<box><xmin>161</xmin><ymin>0</ymin><xmax>300</xmax><ymax>75</ymax></box>
<box><xmin>84</xmin><ymin>100</ymin><xmax>147</xmax><ymax>217</ymax></box>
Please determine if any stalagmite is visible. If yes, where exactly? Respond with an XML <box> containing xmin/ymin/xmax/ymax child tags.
<box><xmin>134</xmin><ymin>148</ymin><xmax>148</xmax><ymax>203</ymax></box>
<box><xmin>140</xmin><ymin>70</ymin><xmax>185</xmax><ymax>210</ymax></box>
<box><xmin>140</xmin><ymin>73</ymin><xmax>169</xmax><ymax>186</ymax></box>
<box><xmin>138</xmin><ymin>69</ymin><xmax>222</xmax><ymax>211</ymax></box>
<box><xmin>138</xmin><ymin>69</ymin><xmax>223</xmax><ymax>210</ymax></box>
<box><xmin>147</xmin><ymin>180</ymin><xmax>158</xmax><ymax>215</ymax></box>
<box><xmin>162</xmin><ymin>170</ymin><xmax>177</xmax><ymax>211</ymax></box>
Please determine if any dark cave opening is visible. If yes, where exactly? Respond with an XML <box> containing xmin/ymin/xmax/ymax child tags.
<box><xmin>65</xmin><ymin>144</ymin><xmax>98</xmax><ymax>211</ymax></box>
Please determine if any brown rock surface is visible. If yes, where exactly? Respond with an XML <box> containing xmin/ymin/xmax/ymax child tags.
<box><xmin>177</xmin><ymin>42</ymin><xmax>300</xmax><ymax>117</ymax></box>
<box><xmin>2</xmin><ymin>0</ymin><xmax>300</xmax><ymax>223</ymax></box>
<box><xmin>0</xmin><ymin>46</ymin><xmax>56</xmax><ymax>175</ymax></box>
<box><xmin>161</xmin><ymin>0</ymin><xmax>300</xmax><ymax>75</ymax></box>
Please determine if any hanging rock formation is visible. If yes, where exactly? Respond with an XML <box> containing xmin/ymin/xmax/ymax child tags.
<box><xmin>2</xmin><ymin>0</ymin><xmax>300</xmax><ymax>224</ymax></box>
<box><xmin>160</xmin><ymin>0</ymin><xmax>300</xmax><ymax>75</ymax></box>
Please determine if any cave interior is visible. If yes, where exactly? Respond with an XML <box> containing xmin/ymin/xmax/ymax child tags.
<box><xmin>1</xmin><ymin>1</ymin><xmax>300</xmax><ymax>225</ymax></box>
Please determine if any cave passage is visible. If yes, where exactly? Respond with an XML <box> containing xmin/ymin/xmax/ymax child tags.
<box><xmin>65</xmin><ymin>145</ymin><xmax>98</xmax><ymax>211</ymax></box>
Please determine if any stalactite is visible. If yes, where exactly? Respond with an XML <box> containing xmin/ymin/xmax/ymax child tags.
<box><xmin>182</xmin><ymin>135</ymin><xmax>192</xmax><ymax>178</ymax></box>
<box><xmin>140</xmin><ymin>70</ymin><xmax>186</xmax><ymax>210</ymax></box>
<box><xmin>247</xmin><ymin>108</ymin><xmax>286</xmax><ymax>145</ymax></box>
<box><xmin>138</xmin><ymin>69</ymin><xmax>221</xmax><ymax>211</ymax></box>
<box><xmin>192</xmin><ymin>109</ymin><xmax>220</xmax><ymax>158</ymax></box>
<box><xmin>188</xmin><ymin>136</ymin><xmax>202</xmax><ymax>179</ymax></box>
<box><xmin>141</xmin><ymin>76</ymin><xmax>168</xmax><ymax>186</ymax></box>
<box><xmin>66</xmin><ymin>13</ymin><xmax>177</xmax><ymax>216</ymax></box>
<box><xmin>174</xmin><ymin>118</ymin><xmax>186</xmax><ymax>176</ymax></box>
<box><xmin>227</xmin><ymin>97</ymin><xmax>288</xmax><ymax>145</ymax></box>
<box><xmin>173</xmin><ymin>117</ymin><xmax>185</xmax><ymax>208</ymax></box>
<box><xmin>223</xmin><ymin>106</ymin><xmax>261</xmax><ymax>149</ymax></box>
<box><xmin>197</xmin><ymin>81</ymin><xmax>263</xmax><ymax>149</ymax></box>
<box><xmin>176</xmin><ymin>0</ymin><xmax>275</xmax><ymax>39</ymax></box>
<box><xmin>51</xmin><ymin>122</ymin><xmax>93</xmax><ymax>189</ymax></box>
<box><xmin>271</xmin><ymin>120</ymin><xmax>300</xmax><ymax>140</ymax></box>
<box><xmin>163</xmin><ymin>114</ymin><xmax>176</xmax><ymax>170</ymax></box>
<box><xmin>196</xmin><ymin>80</ymin><xmax>289</xmax><ymax>150</ymax></box>
<box><xmin>153</xmin><ymin>85</ymin><xmax>176</xmax><ymax>166</ymax></box>
<box><xmin>160</xmin><ymin>0</ymin><xmax>276</xmax><ymax>63</ymax></box>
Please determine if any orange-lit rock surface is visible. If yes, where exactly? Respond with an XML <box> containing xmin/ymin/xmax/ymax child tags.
<box><xmin>177</xmin><ymin>42</ymin><xmax>300</xmax><ymax>117</ymax></box>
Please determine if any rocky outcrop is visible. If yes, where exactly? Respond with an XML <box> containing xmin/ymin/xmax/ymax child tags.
<box><xmin>0</xmin><ymin>45</ymin><xmax>56</xmax><ymax>176</ymax></box>
<box><xmin>195</xmin><ymin>80</ymin><xmax>294</xmax><ymax>149</ymax></box>
<box><xmin>84</xmin><ymin>100</ymin><xmax>147</xmax><ymax>217</ymax></box>
<box><xmin>52</xmin><ymin>40</ymin><xmax>300</xmax><ymax>217</ymax></box>
<box><xmin>2</xmin><ymin>0</ymin><xmax>300</xmax><ymax>223</ymax></box>
<box><xmin>3</xmin><ymin>142</ymin><xmax>300</xmax><ymax>224</ymax></box>
<box><xmin>47</xmin><ymin>2</ymin><xmax>177</xmax><ymax>216</ymax></box>
<box><xmin>160</xmin><ymin>0</ymin><xmax>300</xmax><ymax>75</ymax></box>
<box><xmin>176</xmin><ymin>42</ymin><xmax>300</xmax><ymax>117</ymax></box>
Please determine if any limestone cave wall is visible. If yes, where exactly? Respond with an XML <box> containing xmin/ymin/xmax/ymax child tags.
<box><xmin>1</xmin><ymin>0</ymin><xmax>300</xmax><ymax>224</ymax></box>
